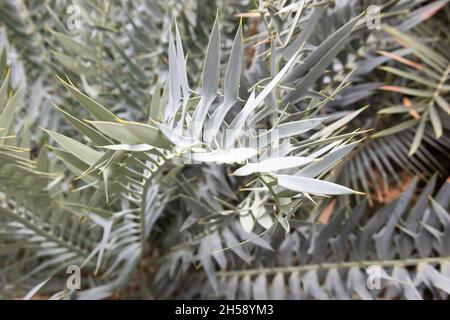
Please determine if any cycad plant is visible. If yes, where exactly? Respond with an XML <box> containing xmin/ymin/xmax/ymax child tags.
<box><xmin>0</xmin><ymin>0</ymin><xmax>449</xmax><ymax>300</ymax></box>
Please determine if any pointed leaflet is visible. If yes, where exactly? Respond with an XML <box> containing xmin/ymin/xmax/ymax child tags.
<box><xmin>51</xmin><ymin>103</ymin><xmax>111</xmax><ymax>145</ymax></box>
<box><xmin>436</xmin><ymin>95</ymin><xmax>450</xmax><ymax>114</ymax></box>
<box><xmin>419</xmin><ymin>264</ymin><xmax>450</xmax><ymax>294</ymax></box>
<box><xmin>0</xmin><ymin>48</ymin><xmax>6</xmax><ymax>79</ymax></box>
<box><xmin>397</xmin><ymin>0</ymin><xmax>449</xmax><ymax>32</ymax></box>
<box><xmin>99</xmin><ymin>144</ymin><xmax>154</xmax><ymax>152</ymax></box>
<box><xmin>0</xmin><ymin>87</ymin><xmax>20</xmax><ymax>145</ymax></box>
<box><xmin>277</xmin><ymin>118</ymin><xmax>324</xmax><ymax>138</ymax></box>
<box><xmin>283</xmin><ymin>5</ymin><xmax>324</xmax><ymax>60</ymax></box>
<box><xmin>283</xmin><ymin>33</ymin><xmax>359</xmax><ymax>104</ymax></box>
<box><xmin>158</xmin><ymin>123</ymin><xmax>198</xmax><ymax>149</ymax></box>
<box><xmin>257</xmin><ymin>117</ymin><xmax>324</xmax><ymax>148</ymax></box>
<box><xmin>121</xmin><ymin>121</ymin><xmax>171</xmax><ymax>148</ymax></box>
<box><xmin>87</xmin><ymin>121</ymin><xmax>142</xmax><ymax>145</ymax></box>
<box><xmin>298</xmin><ymin>140</ymin><xmax>360</xmax><ymax>178</ymax></box>
<box><xmin>110</xmin><ymin>39</ymin><xmax>147</xmax><ymax>84</ymax></box>
<box><xmin>49</xmin><ymin>147</ymin><xmax>91</xmax><ymax>178</ymax></box>
<box><xmin>239</xmin><ymin>213</ymin><xmax>255</xmax><ymax>232</ymax></box>
<box><xmin>51</xmin><ymin>30</ymin><xmax>96</xmax><ymax>60</ymax></box>
<box><xmin>221</xmin><ymin>227</ymin><xmax>251</xmax><ymax>264</ymax></box>
<box><xmin>429</xmin><ymin>105</ymin><xmax>442</xmax><ymax>138</ymax></box>
<box><xmin>175</xmin><ymin>22</ymin><xmax>189</xmax><ymax>101</ymax></box>
<box><xmin>223</xmin><ymin>23</ymin><xmax>243</xmax><ymax>104</ymax></box>
<box><xmin>23</xmin><ymin>277</ymin><xmax>51</xmax><ymax>300</ymax></box>
<box><xmin>87</xmin><ymin>120</ymin><xmax>170</xmax><ymax>148</ymax></box>
<box><xmin>313</xmin><ymin>106</ymin><xmax>368</xmax><ymax>139</ymax></box>
<box><xmin>187</xmin><ymin>148</ymin><xmax>257</xmax><ymax>164</ymax></box>
<box><xmin>77</xmin><ymin>149</ymin><xmax>122</xmax><ymax>183</ymax></box>
<box><xmin>53</xmin><ymin>51</ymin><xmax>96</xmax><ymax>76</ymax></box>
<box><xmin>164</xmin><ymin>29</ymin><xmax>181</xmax><ymax>123</ymax></box>
<box><xmin>409</xmin><ymin>115</ymin><xmax>426</xmax><ymax>156</ymax></box>
<box><xmin>430</xmin><ymin>198</ymin><xmax>450</xmax><ymax>226</ymax></box>
<box><xmin>283</xmin><ymin>12</ymin><xmax>363</xmax><ymax>83</ymax></box>
<box><xmin>192</xmin><ymin>18</ymin><xmax>220</xmax><ymax>139</ymax></box>
<box><xmin>149</xmin><ymin>79</ymin><xmax>161</xmax><ymax>121</ymax></box>
<box><xmin>378</xmin><ymin>66</ymin><xmax>438</xmax><ymax>87</ymax></box>
<box><xmin>372</xmin><ymin>119</ymin><xmax>417</xmax><ymax>138</ymax></box>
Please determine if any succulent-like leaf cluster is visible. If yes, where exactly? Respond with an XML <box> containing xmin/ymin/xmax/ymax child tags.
<box><xmin>0</xmin><ymin>0</ymin><xmax>449</xmax><ymax>300</ymax></box>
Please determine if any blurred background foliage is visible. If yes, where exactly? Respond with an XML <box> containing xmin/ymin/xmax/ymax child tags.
<box><xmin>0</xmin><ymin>0</ymin><xmax>449</xmax><ymax>300</ymax></box>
